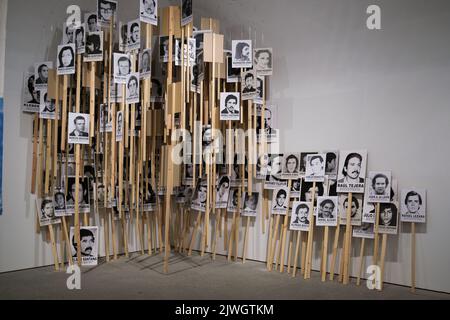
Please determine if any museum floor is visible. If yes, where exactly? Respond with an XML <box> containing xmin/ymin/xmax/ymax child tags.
<box><xmin>0</xmin><ymin>253</ymin><xmax>449</xmax><ymax>300</ymax></box>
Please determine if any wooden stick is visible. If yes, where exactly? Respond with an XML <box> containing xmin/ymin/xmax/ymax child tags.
<box><xmin>286</xmin><ymin>230</ymin><xmax>294</xmax><ymax>274</ymax></box>
<box><xmin>103</xmin><ymin>210</ymin><xmax>110</xmax><ymax>262</ymax></box>
<box><xmin>266</xmin><ymin>212</ymin><xmax>273</xmax><ymax>269</ymax></box>
<box><xmin>74</xmin><ymin>54</ymin><xmax>82</xmax><ymax>266</ymax></box>
<box><xmin>329</xmin><ymin>217</ymin><xmax>341</xmax><ymax>280</ymax></box>
<box><xmin>373</xmin><ymin>202</ymin><xmax>381</xmax><ymax>266</ymax></box>
<box><xmin>268</xmin><ymin>214</ymin><xmax>280</xmax><ymax>271</ymax></box>
<box><xmin>31</xmin><ymin>114</ymin><xmax>39</xmax><ymax>194</ymax></box>
<box><xmin>342</xmin><ymin>192</ymin><xmax>353</xmax><ymax>284</ymax></box>
<box><xmin>379</xmin><ymin>234</ymin><xmax>387</xmax><ymax>291</ymax></box>
<box><xmin>61</xmin><ymin>75</ymin><xmax>68</xmax><ymax>151</ymax></box>
<box><xmin>304</xmin><ymin>181</ymin><xmax>317</xmax><ymax>279</ymax></box>
<box><xmin>321</xmin><ymin>226</ymin><xmax>329</xmax><ymax>282</ymax></box>
<box><xmin>301</xmin><ymin>234</ymin><xmax>307</xmax><ymax>275</ymax></box>
<box><xmin>61</xmin><ymin>216</ymin><xmax>73</xmax><ymax>266</ymax></box>
<box><xmin>292</xmin><ymin>231</ymin><xmax>301</xmax><ymax>277</ymax></box>
<box><xmin>356</xmin><ymin>238</ymin><xmax>365</xmax><ymax>286</ymax></box>
<box><xmin>111</xmin><ymin>209</ymin><xmax>118</xmax><ymax>259</ymax></box>
<box><xmin>279</xmin><ymin>181</ymin><xmax>292</xmax><ymax>273</ymax></box>
<box><xmin>188</xmin><ymin>212</ymin><xmax>202</xmax><ymax>256</ymax></box>
<box><xmin>227</xmin><ymin>212</ymin><xmax>237</xmax><ymax>261</ymax></box>
<box><xmin>48</xmin><ymin>224</ymin><xmax>59</xmax><ymax>271</ymax></box>
<box><xmin>411</xmin><ymin>222</ymin><xmax>416</xmax><ymax>293</ymax></box>
<box><xmin>242</xmin><ymin>215</ymin><xmax>250</xmax><ymax>263</ymax></box>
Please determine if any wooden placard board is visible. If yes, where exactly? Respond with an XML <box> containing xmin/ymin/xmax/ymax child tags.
<box><xmin>204</xmin><ymin>33</ymin><xmax>224</xmax><ymax>63</ymax></box>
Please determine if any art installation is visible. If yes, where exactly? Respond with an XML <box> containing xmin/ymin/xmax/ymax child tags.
<box><xmin>22</xmin><ymin>0</ymin><xmax>426</xmax><ymax>294</ymax></box>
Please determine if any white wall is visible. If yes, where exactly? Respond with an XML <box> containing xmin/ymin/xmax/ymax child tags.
<box><xmin>1</xmin><ymin>0</ymin><xmax>450</xmax><ymax>294</ymax></box>
<box><xmin>195</xmin><ymin>0</ymin><xmax>450</xmax><ymax>293</ymax></box>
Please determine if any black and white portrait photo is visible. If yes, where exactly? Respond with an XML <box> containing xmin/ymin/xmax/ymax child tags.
<box><xmin>143</xmin><ymin>183</ymin><xmax>157</xmax><ymax>211</ymax></box>
<box><xmin>242</xmin><ymin>192</ymin><xmax>259</xmax><ymax>217</ymax></box>
<box><xmin>139</xmin><ymin>49</ymin><xmax>152</xmax><ymax>79</ymax></box>
<box><xmin>254</xmin><ymin>48</ymin><xmax>273</xmax><ymax>76</ymax></box>
<box><xmin>181</xmin><ymin>0</ymin><xmax>193</xmax><ymax>26</ymax></box>
<box><xmin>227</xmin><ymin>188</ymin><xmax>240</xmax><ymax>213</ymax></box>
<box><xmin>281</xmin><ymin>153</ymin><xmax>300</xmax><ymax>180</ymax></box>
<box><xmin>256</xmin><ymin>153</ymin><xmax>269</xmax><ymax>179</ymax></box>
<box><xmin>378</xmin><ymin>203</ymin><xmax>399</xmax><ymax>234</ymax></box>
<box><xmin>367</xmin><ymin>171</ymin><xmax>391</xmax><ymax>203</ymax></box>
<box><xmin>289</xmin><ymin>201</ymin><xmax>310</xmax><ymax>231</ymax></box>
<box><xmin>352</xmin><ymin>222</ymin><xmax>375</xmax><ymax>239</ymax></box>
<box><xmin>337</xmin><ymin>150</ymin><xmax>367</xmax><ymax>194</ymax></box>
<box><xmin>114</xmin><ymin>53</ymin><xmax>131</xmax><ymax>84</ymax></box>
<box><xmin>191</xmin><ymin>181</ymin><xmax>207</xmax><ymax>212</ymax></box>
<box><xmin>159</xmin><ymin>35</ymin><xmax>170</xmax><ymax>62</ymax></box>
<box><xmin>220</xmin><ymin>92</ymin><xmax>240</xmax><ymax>121</ymax></box>
<box><xmin>140</xmin><ymin>0</ymin><xmax>158</xmax><ymax>26</ymax></box>
<box><xmin>271</xmin><ymin>187</ymin><xmax>290</xmax><ymax>215</ymax></box>
<box><xmin>215</xmin><ymin>175</ymin><xmax>231</xmax><ymax>209</ymax></box>
<box><xmin>22</xmin><ymin>72</ymin><xmax>41</xmax><ymax>113</ymax></box>
<box><xmin>253</xmin><ymin>76</ymin><xmax>265</xmax><ymax>105</ymax></box>
<box><xmin>85</xmin><ymin>31</ymin><xmax>103</xmax><ymax>62</ymax></box>
<box><xmin>119</xmin><ymin>22</ymin><xmax>128</xmax><ymax>52</ymax></box>
<box><xmin>74</xmin><ymin>24</ymin><xmax>86</xmax><ymax>55</ymax></box>
<box><xmin>34</xmin><ymin>62</ymin><xmax>52</xmax><ymax>89</ymax></box>
<box><xmin>290</xmin><ymin>178</ymin><xmax>302</xmax><ymax>198</ymax></box>
<box><xmin>66</xmin><ymin>177</ymin><xmax>91</xmax><ymax>214</ymax></box>
<box><xmin>39</xmin><ymin>90</ymin><xmax>56</xmax><ymax>120</ymax></box>
<box><xmin>232</xmin><ymin>40</ymin><xmax>252</xmax><ymax>69</ymax></box>
<box><xmin>324</xmin><ymin>151</ymin><xmax>339</xmax><ymax>179</ymax></box>
<box><xmin>68</xmin><ymin>113</ymin><xmax>90</xmax><ymax>145</ymax></box>
<box><xmin>256</xmin><ymin>105</ymin><xmax>279</xmax><ymax>143</ymax></box>
<box><xmin>316</xmin><ymin>196</ymin><xmax>338</xmax><ymax>227</ymax></box>
<box><xmin>300</xmin><ymin>180</ymin><xmax>325</xmax><ymax>204</ymax></box>
<box><xmin>126</xmin><ymin>73</ymin><xmax>140</xmax><ymax>104</ymax></box>
<box><xmin>305</xmin><ymin>153</ymin><xmax>326</xmax><ymax>182</ymax></box>
<box><xmin>85</xmin><ymin>12</ymin><xmax>99</xmax><ymax>32</ymax></box>
<box><xmin>362</xmin><ymin>183</ymin><xmax>375</xmax><ymax>223</ymax></box>
<box><xmin>116</xmin><ymin>110</ymin><xmax>123</xmax><ymax>142</ymax></box>
<box><xmin>400</xmin><ymin>188</ymin><xmax>426</xmax><ymax>223</ymax></box>
<box><xmin>227</xmin><ymin>54</ymin><xmax>240</xmax><ymax>83</ymax></box>
<box><xmin>241</xmin><ymin>69</ymin><xmax>257</xmax><ymax>100</ymax></box>
<box><xmin>37</xmin><ymin>197</ymin><xmax>61</xmax><ymax>227</ymax></box>
<box><xmin>264</xmin><ymin>154</ymin><xmax>287</xmax><ymax>190</ymax></box>
<box><xmin>183</xmin><ymin>163</ymin><xmax>194</xmax><ymax>185</ymax></box>
<box><xmin>62</xmin><ymin>23</ymin><xmax>75</xmax><ymax>44</ymax></box>
<box><xmin>53</xmin><ymin>189</ymin><xmax>68</xmax><ymax>216</ymax></box>
<box><xmin>99</xmin><ymin>103</ymin><xmax>113</xmax><ymax>133</ymax></box>
<box><xmin>151</xmin><ymin>78</ymin><xmax>164</xmax><ymax>102</ymax></box>
<box><xmin>127</xmin><ymin>19</ymin><xmax>140</xmax><ymax>52</ymax></box>
<box><xmin>299</xmin><ymin>152</ymin><xmax>317</xmax><ymax>174</ymax></box>
<box><xmin>338</xmin><ymin>194</ymin><xmax>362</xmax><ymax>226</ymax></box>
<box><xmin>97</xmin><ymin>0</ymin><xmax>117</xmax><ymax>28</ymax></box>
<box><xmin>183</xmin><ymin>37</ymin><xmax>196</xmax><ymax>66</ymax></box>
<box><xmin>57</xmin><ymin>44</ymin><xmax>76</xmax><ymax>75</ymax></box>
<box><xmin>70</xmin><ymin>226</ymin><xmax>99</xmax><ymax>266</ymax></box>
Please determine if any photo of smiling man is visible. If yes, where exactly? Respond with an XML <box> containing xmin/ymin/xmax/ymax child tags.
<box><xmin>337</xmin><ymin>150</ymin><xmax>367</xmax><ymax>193</ymax></box>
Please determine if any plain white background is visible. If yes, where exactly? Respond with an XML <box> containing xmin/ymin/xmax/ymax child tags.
<box><xmin>1</xmin><ymin>0</ymin><xmax>450</xmax><ymax>293</ymax></box>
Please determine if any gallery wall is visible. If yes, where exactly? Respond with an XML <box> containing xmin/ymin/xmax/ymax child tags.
<box><xmin>1</xmin><ymin>0</ymin><xmax>450</xmax><ymax>294</ymax></box>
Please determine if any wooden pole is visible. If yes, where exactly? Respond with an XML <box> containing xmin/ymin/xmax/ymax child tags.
<box><xmin>342</xmin><ymin>192</ymin><xmax>353</xmax><ymax>284</ymax></box>
<box><xmin>379</xmin><ymin>234</ymin><xmax>388</xmax><ymax>291</ymax></box>
<box><xmin>356</xmin><ymin>238</ymin><xmax>365</xmax><ymax>286</ymax></box>
<box><xmin>242</xmin><ymin>215</ymin><xmax>250</xmax><ymax>263</ymax></box>
<box><xmin>292</xmin><ymin>231</ymin><xmax>301</xmax><ymax>277</ymax></box>
<box><xmin>329</xmin><ymin>217</ymin><xmax>341</xmax><ymax>281</ymax></box>
<box><xmin>304</xmin><ymin>182</ymin><xmax>317</xmax><ymax>279</ymax></box>
<box><xmin>279</xmin><ymin>180</ymin><xmax>292</xmax><ymax>273</ymax></box>
<box><xmin>411</xmin><ymin>222</ymin><xmax>416</xmax><ymax>293</ymax></box>
<box><xmin>74</xmin><ymin>54</ymin><xmax>82</xmax><ymax>265</ymax></box>
<box><xmin>321</xmin><ymin>226</ymin><xmax>329</xmax><ymax>282</ymax></box>
<box><xmin>48</xmin><ymin>225</ymin><xmax>60</xmax><ymax>271</ymax></box>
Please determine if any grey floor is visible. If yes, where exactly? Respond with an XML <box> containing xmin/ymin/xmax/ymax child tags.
<box><xmin>0</xmin><ymin>252</ymin><xmax>449</xmax><ymax>300</ymax></box>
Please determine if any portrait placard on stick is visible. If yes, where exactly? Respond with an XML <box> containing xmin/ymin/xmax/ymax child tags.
<box><xmin>39</xmin><ymin>90</ymin><xmax>56</xmax><ymax>120</ymax></box>
<box><xmin>139</xmin><ymin>49</ymin><xmax>152</xmax><ymax>80</ymax></box>
<box><xmin>254</xmin><ymin>48</ymin><xmax>273</xmax><ymax>76</ymax></box>
<box><xmin>336</xmin><ymin>149</ymin><xmax>367</xmax><ymax>193</ymax></box>
<box><xmin>242</xmin><ymin>193</ymin><xmax>260</xmax><ymax>217</ymax></box>
<box><xmin>97</xmin><ymin>0</ymin><xmax>117</xmax><ymax>28</ymax></box>
<box><xmin>22</xmin><ymin>72</ymin><xmax>40</xmax><ymax>113</ymax></box>
<box><xmin>226</xmin><ymin>54</ymin><xmax>240</xmax><ymax>83</ymax></box>
<box><xmin>127</xmin><ymin>19</ymin><xmax>141</xmax><ymax>52</ymax></box>
<box><xmin>352</xmin><ymin>222</ymin><xmax>375</xmax><ymax>239</ymax></box>
<box><xmin>85</xmin><ymin>31</ymin><xmax>104</xmax><ymax>62</ymax></box>
<box><xmin>34</xmin><ymin>62</ymin><xmax>52</xmax><ymax>90</ymax></box>
<box><xmin>227</xmin><ymin>188</ymin><xmax>240</xmax><ymax>213</ymax></box>
<box><xmin>116</xmin><ymin>111</ymin><xmax>123</xmax><ymax>142</ymax></box>
<box><xmin>304</xmin><ymin>153</ymin><xmax>326</xmax><ymax>182</ymax></box>
<box><xmin>220</xmin><ymin>92</ymin><xmax>240</xmax><ymax>121</ymax></box>
<box><xmin>254</xmin><ymin>76</ymin><xmax>265</xmax><ymax>105</ymax></box>
<box><xmin>339</xmin><ymin>193</ymin><xmax>362</xmax><ymax>226</ymax></box>
<box><xmin>367</xmin><ymin>171</ymin><xmax>391</xmax><ymax>203</ymax></box>
<box><xmin>57</xmin><ymin>44</ymin><xmax>76</xmax><ymax>75</ymax></box>
<box><xmin>181</xmin><ymin>0</ymin><xmax>193</xmax><ymax>26</ymax></box>
<box><xmin>85</xmin><ymin>12</ymin><xmax>99</xmax><ymax>33</ymax></box>
<box><xmin>140</xmin><ymin>0</ymin><xmax>158</xmax><ymax>26</ymax></box>
<box><xmin>324</xmin><ymin>151</ymin><xmax>339</xmax><ymax>180</ymax></box>
<box><xmin>66</xmin><ymin>177</ymin><xmax>91</xmax><ymax>214</ymax></box>
<box><xmin>70</xmin><ymin>226</ymin><xmax>99</xmax><ymax>266</ymax></box>
<box><xmin>74</xmin><ymin>24</ymin><xmax>86</xmax><ymax>55</ymax></box>
<box><xmin>241</xmin><ymin>69</ymin><xmax>257</xmax><ymax>101</ymax></box>
<box><xmin>114</xmin><ymin>53</ymin><xmax>131</xmax><ymax>84</ymax></box>
<box><xmin>290</xmin><ymin>201</ymin><xmax>311</xmax><ymax>231</ymax></box>
<box><xmin>191</xmin><ymin>180</ymin><xmax>207</xmax><ymax>213</ymax></box>
<box><xmin>126</xmin><ymin>73</ymin><xmax>140</xmax><ymax>104</ymax></box>
<box><xmin>232</xmin><ymin>40</ymin><xmax>252</xmax><ymax>69</ymax></box>
<box><xmin>316</xmin><ymin>196</ymin><xmax>338</xmax><ymax>227</ymax></box>
<box><xmin>37</xmin><ymin>198</ymin><xmax>61</xmax><ymax>227</ymax></box>
<box><xmin>271</xmin><ymin>187</ymin><xmax>290</xmax><ymax>215</ymax></box>
<box><xmin>216</xmin><ymin>175</ymin><xmax>231</xmax><ymax>209</ymax></box>
<box><xmin>281</xmin><ymin>153</ymin><xmax>300</xmax><ymax>180</ymax></box>
<box><xmin>264</xmin><ymin>154</ymin><xmax>287</xmax><ymax>190</ymax></box>
<box><xmin>378</xmin><ymin>202</ymin><xmax>399</xmax><ymax>234</ymax></box>
<box><xmin>68</xmin><ymin>113</ymin><xmax>90</xmax><ymax>145</ymax></box>
<box><xmin>256</xmin><ymin>105</ymin><xmax>279</xmax><ymax>144</ymax></box>
<box><xmin>400</xmin><ymin>189</ymin><xmax>426</xmax><ymax>223</ymax></box>
<box><xmin>53</xmin><ymin>188</ymin><xmax>68</xmax><ymax>217</ymax></box>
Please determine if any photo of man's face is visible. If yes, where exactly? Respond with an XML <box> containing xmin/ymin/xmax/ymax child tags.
<box><xmin>286</xmin><ymin>157</ymin><xmax>297</xmax><ymax>173</ymax></box>
<box><xmin>226</xmin><ymin>97</ymin><xmax>237</xmax><ymax>112</ymax></box>
<box><xmin>320</xmin><ymin>202</ymin><xmax>334</xmax><ymax>218</ymax></box>
<box><xmin>198</xmin><ymin>186</ymin><xmax>207</xmax><ymax>203</ymax></box>
<box><xmin>218</xmin><ymin>181</ymin><xmax>229</xmax><ymax>197</ymax></box>
<box><xmin>305</xmin><ymin>186</ymin><xmax>318</xmax><ymax>202</ymax></box>
<box><xmin>66</xmin><ymin>28</ymin><xmax>74</xmax><ymax>43</ymax></box>
<box><xmin>80</xmin><ymin>234</ymin><xmax>94</xmax><ymax>256</ymax></box>
<box><xmin>71</xmin><ymin>183</ymin><xmax>85</xmax><ymax>204</ymax></box>
<box><xmin>256</xmin><ymin>51</ymin><xmax>270</xmax><ymax>69</ymax></box>
<box><xmin>276</xmin><ymin>192</ymin><xmax>286</xmax><ymax>207</ymax></box>
<box><xmin>118</xmin><ymin>58</ymin><xmax>130</xmax><ymax>75</ymax></box>
<box><xmin>75</xmin><ymin>118</ymin><xmax>86</xmax><ymax>133</ymax></box>
<box><xmin>42</xmin><ymin>201</ymin><xmax>54</xmax><ymax>218</ymax></box>
<box><xmin>407</xmin><ymin>195</ymin><xmax>421</xmax><ymax>214</ymax></box>
<box><xmin>345</xmin><ymin>156</ymin><xmax>361</xmax><ymax>179</ymax></box>
<box><xmin>128</xmin><ymin>78</ymin><xmax>138</xmax><ymax>96</ymax></box>
<box><xmin>326</xmin><ymin>157</ymin><xmax>336</xmax><ymax>173</ymax></box>
<box><xmin>61</xmin><ymin>48</ymin><xmax>73</xmax><ymax>67</ymax></box>
<box><xmin>373</xmin><ymin>177</ymin><xmax>387</xmax><ymax>195</ymax></box>
<box><xmin>55</xmin><ymin>194</ymin><xmax>65</xmax><ymax>208</ymax></box>
<box><xmin>245</xmin><ymin>195</ymin><xmax>258</xmax><ymax>211</ymax></box>
<box><xmin>381</xmin><ymin>207</ymin><xmax>393</xmax><ymax>226</ymax></box>
<box><xmin>245</xmin><ymin>75</ymin><xmax>254</xmax><ymax>89</ymax></box>
<box><xmin>117</xmin><ymin>113</ymin><xmax>123</xmax><ymax>132</ymax></box>
<box><xmin>232</xmin><ymin>191</ymin><xmax>239</xmax><ymax>207</ymax></box>
<box><xmin>88</xmin><ymin>16</ymin><xmax>97</xmax><ymax>32</ymax></box>
<box><xmin>310</xmin><ymin>157</ymin><xmax>324</xmax><ymax>175</ymax></box>
<box><xmin>298</xmin><ymin>207</ymin><xmax>308</xmax><ymax>221</ymax></box>
<box><xmin>130</xmin><ymin>25</ymin><xmax>140</xmax><ymax>43</ymax></box>
<box><xmin>143</xmin><ymin>0</ymin><xmax>156</xmax><ymax>15</ymax></box>
<box><xmin>100</xmin><ymin>1</ymin><xmax>114</xmax><ymax>21</ymax></box>
<box><xmin>141</xmin><ymin>52</ymin><xmax>150</xmax><ymax>71</ymax></box>
<box><xmin>38</xmin><ymin>65</ymin><xmax>49</xmax><ymax>82</ymax></box>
